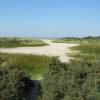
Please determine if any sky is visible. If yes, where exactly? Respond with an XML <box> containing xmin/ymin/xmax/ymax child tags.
<box><xmin>0</xmin><ymin>0</ymin><xmax>100</xmax><ymax>38</ymax></box>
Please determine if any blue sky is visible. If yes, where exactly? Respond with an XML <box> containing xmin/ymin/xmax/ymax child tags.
<box><xmin>0</xmin><ymin>0</ymin><xmax>100</xmax><ymax>37</ymax></box>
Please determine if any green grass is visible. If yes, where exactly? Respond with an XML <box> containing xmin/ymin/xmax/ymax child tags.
<box><xmin>0</xmin><ymin>37</ymin><xmax>47</xmax><ymax>48</ymax></box>
<box><xmin>0</xmin><ymin>53</ymin><xmax>51</xmax><ymax>79</ymax></box>
<box><xmin>66</xmin><ymin>37</ymin><xmax>100</xmax><ymax>99</ymax></box>
<box><xmin>71</xmin><ymin>41</ymin><xmax>100</xmax><ymax>60</ymax></box>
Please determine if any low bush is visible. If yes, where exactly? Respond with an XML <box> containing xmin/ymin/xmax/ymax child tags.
<box><xmin>39</xmin><ymin>57</ymin><xmax>69</xmax><ymax>100</ymax></box>
<box><xmin>0</xmin><ymin>57</ymin><xmax>32</xmax><ymax>100</ymax></box>
<box><xmin>40</xmin><ymin>57</ymin><xmax>100</xmax><ymax>100</ymax></box>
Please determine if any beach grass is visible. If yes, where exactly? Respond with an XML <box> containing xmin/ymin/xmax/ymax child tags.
<box><xmin>0</xmin><ymin>37</ymin><xmax>47</xmax><ymax>48</ymax></box>
<box><xmin>0</xmin><ymin>53</ymin><xmax>51</xmax><ymax>79</ymax></box>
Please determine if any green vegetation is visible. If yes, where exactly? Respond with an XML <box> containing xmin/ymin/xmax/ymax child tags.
<box><xmin>40</xmin><ymin>58</ymin><xmax>100</xmax><ymax>100</ymax></box>
<box><xmin>53</xmin><ymin>37</ymin><xmax>83</xmax><ymax>43</ymax></box>
<box><xmin>0</xmin><ymin>36</ymin><xmax>100</xmax><ymax>100</ymax></box>
<box><xmin>0</xmin><ymin>56</ymin><xmax>30</xmax><ymax>100</ymax></box>
<box><xmin>0</xmin><ymin>37</ymin><xmax>47</xmax><ymax>48</ymax></box>
<box><xmin>0</xmin><ymin>37</ymin><xmax>50</xmax><ymax>100</ymax></box>
<box><xmin>40</xmin><ymin>36</ymin><xmax>100</xmax><ymax>100</ymax></box>
<box><xmin>39</xmin><ymin>57</ymin><xmax>69</xmax><ymax>100</ymax></box>
<box><xmin>53</xmin><ymin>36</ymin><xmax>100</xmax><ymax>43</ymax></box>
<box><xmin>0</xmin><ymin>53</ymin><xmax>51</xmax><ymax>79</ymax></box>
<box><xmin>71</xmin><ymin>37</ymin><xmax>100</xmax><ymax>60</ymax></box>
<box><xmin>0</xmin><ymin>53</ymin><xmax>51</xmax><ymax>100</ymax></box>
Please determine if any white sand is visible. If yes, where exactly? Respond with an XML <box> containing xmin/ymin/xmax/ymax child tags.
<box><xmin>0</xmin><ymin>40</ymin><xmax>78</xmax><ymax>62</ymax></box>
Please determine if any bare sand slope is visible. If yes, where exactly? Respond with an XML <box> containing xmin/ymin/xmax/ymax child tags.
<box><xmin>0</xmin><ymin>40</ymin><xmax>78</xmax><ymax>62</ymax></box>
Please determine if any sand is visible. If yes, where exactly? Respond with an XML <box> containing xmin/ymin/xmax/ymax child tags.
<box><xmin>0</xmin><ymin>39</ymin><xmax>78</xmax><ymax>62</ymax></box>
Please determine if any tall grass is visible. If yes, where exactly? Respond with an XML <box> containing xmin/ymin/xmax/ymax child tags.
<box><xmin>40</xmin><ymin>37</ymin><xmax>100</xmax><ymax>100</ymax></box>
<box><xmin>71</xmin><ymin>40</ymin><xmax>100</xmax><ymax>60</ymax></box>
<box><xmin>0</xmin><ymin>53</ymin><xmax>51</xmax><ymax>79</ymax></box>
<box><xmin>68</xmin><ymin>38</ymin><xmax>100</xmax><ymax>99</ymax></box>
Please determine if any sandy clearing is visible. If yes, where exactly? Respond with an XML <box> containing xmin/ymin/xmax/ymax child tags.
<box><xmin>0</xmin><ymin>39</ymin><xmax>78</xmax><ymax>62</ymax></box>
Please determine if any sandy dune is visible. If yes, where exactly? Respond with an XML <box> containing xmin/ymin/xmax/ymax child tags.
<box><xmin>0</xmin><ymin>40</ymin><xmax>78</xmax><ymax>62</ymax></box>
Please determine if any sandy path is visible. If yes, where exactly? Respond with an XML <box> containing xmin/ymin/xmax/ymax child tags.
<box><xmin>0</xmin><ymin>39</ymin><xmax>78</xmax><ymax>62</ymax></box>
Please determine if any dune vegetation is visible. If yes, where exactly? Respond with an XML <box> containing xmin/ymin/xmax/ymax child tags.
<box><xmin>53</xmin><ymin>36</ymin><xmax>100</xmax><ymax>43</ymax></box>
<box><xmin>0</xmin><ymin>37</ymin><xmax>47</xmax><ymax>48</ymax></box>
<box><xmin>0</xmin><ymin>53</ymin><xmax>52</xmax><ymax>100</ymax></box>
<box><xmin>0</xmin><ymin>36</ymin><xmax>100</xmax><ymax>100</ymax></box>
<box><xmin>0</xmin><ymin>53</ymin><xmax>51</xmax><ymax>79</ymax></box>
<box><xmin>53</xmin><ymin>37</ymin><xmax>83</xmax><ymax>43</ymax></box>
<box><xmin>40</xmin><ymin>36</ymin><xmax>100</xmax><ymax>100</ymax></box>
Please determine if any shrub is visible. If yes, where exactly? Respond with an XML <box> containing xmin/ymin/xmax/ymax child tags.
<box><xmin>40</xmin><ymin>57</ymin><xmax>69</xmax><ymax>100</ymax></box>
<box><xmin>0</xmin><ymin>56</ymin><xmax>31</xmax><ymax>100</ymax></box>
<box><xmin>40</xmin><ymin>57</ymin><xmax>100</xmax><ymax>100</ymax></box>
